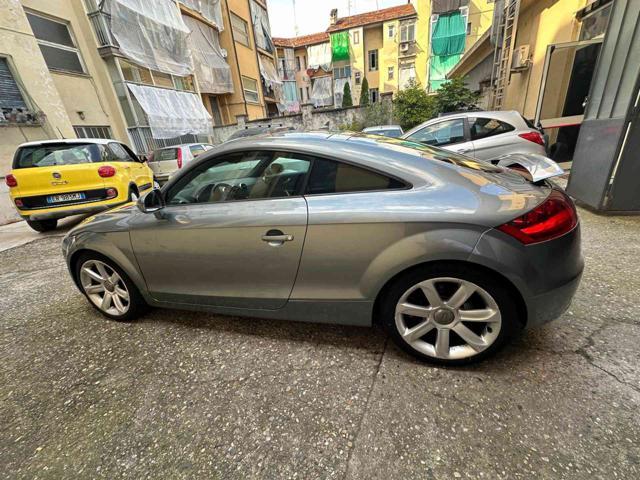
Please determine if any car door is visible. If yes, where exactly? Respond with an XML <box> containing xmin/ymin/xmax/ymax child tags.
<box><xmin>404</xmin><ymin>117</ymin><xmax>474</xmax><ymax>156</ymax></box>
<box><xmin>108</xmin><ymin>142</ymin><xmax>153</xmax><ymax>191</ymax></box>
<box><xmin>129</xmin><ymin>150</ymin><xmax>311</xmax><ymax>310</ymax></box>
<box><xmin>467</xmin><ymin>116</ymin><xmax>518</xmax><ymax>161</ymax></box>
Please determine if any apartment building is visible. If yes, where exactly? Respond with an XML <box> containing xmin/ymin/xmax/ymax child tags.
<box><xmin>448</xmin><ymin>0</ymin><xmax>612</xmax><ymax>161</ymax></box>
<box><xmin>273</xmin><ymin>32</ymin><xmax>330</xmax><ymax>112</ymax></box>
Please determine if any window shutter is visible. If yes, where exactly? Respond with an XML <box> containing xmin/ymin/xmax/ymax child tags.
<box><xmin>0</xmin><ymin>58</ymin><xmax>27</xmax><ymax>110</ymax></box>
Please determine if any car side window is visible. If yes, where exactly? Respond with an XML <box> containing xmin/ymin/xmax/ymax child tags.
<box><xmin>305</xmin><ymin>158</ymin><xmax>406</xmax><ymax>195</ymax></box>
<box><xmin>166</xmin><ymin>151</ymin><xmax>311</xmax><ymax>205</ymax></box>
<box><xmin>406</xmin><ymin>118</ymin><xmax>466</xmax><ymax>147</ymax></box>
<box><xmin>108</xmin><ymin>142</ymin><xmax>136</xmax><ymax>162</ymax></box>
<box><xmin>469</xmin><ymin>117</ymin><xmax>515</xmax><ymax>140</ymax></box>
<box><xmin>189</xmin><ymin>145</ymin><xmax>207</xmax><ymax>157</ymax></box>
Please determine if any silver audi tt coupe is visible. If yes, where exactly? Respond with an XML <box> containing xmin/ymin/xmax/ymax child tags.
<box><xmin>62</xmin><ymin>132</ymin><xmax>583</xmax><ymax>365</ymax></box>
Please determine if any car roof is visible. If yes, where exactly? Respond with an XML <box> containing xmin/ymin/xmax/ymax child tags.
<box><xmin>202</xmin><ymin>131</ymin><xmax>505</xmax><ymax>188</ymax></box>
<box><xmin>17</xmin><ymin>138</ymin><xmax>119</xmax><ymax>148</ymax></box>
<box><xmin>363</xmin><ymin>125</ymin><xmax>403</xmax><ymax>131</ymax></box>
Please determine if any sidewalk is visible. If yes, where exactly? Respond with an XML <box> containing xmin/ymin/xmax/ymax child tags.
<box><xmin>0</xmin><ymin>216</ymin><xmax>83</xmax><ymax>253</ymax></box>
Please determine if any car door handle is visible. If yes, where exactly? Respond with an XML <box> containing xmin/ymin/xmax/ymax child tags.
<box><xmin>262</xmin><ymin>229</ymin><xmax>294</xmax><ymax>244</ymax></box>
<box><xmin>454</xmin><ymin>148</ymin><xmax>470</xmax><ymax>153</ymax></box>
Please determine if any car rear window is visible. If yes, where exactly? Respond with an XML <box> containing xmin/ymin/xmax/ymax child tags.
<box><xmin>189</xmin><ymin>145</ymin><xmax>206</xmax><ymax>157</ymax></box>
<box><xmin>153</xmin><ymin>148</ymin><xmax>179</xmax><ymax>161</ymax></box>
<box><xmin>13</xmin><ymin>143</ymin><xmax>106</xmax><ymax>169</ymax></box>
<box><xmin>469</xmin><ymin>117</ymin><xmax>515</xmax><ymax>140</ymax></box>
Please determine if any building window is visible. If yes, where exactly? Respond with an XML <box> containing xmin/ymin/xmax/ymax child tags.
<box><xmin>355</xmin><ymin>71</ymin><xmax>361</xmax><ymax>85</ymax></box>
<box><xmin>388</xmin><ymin>24</ymin><xmax>395</xmax><ymax>38</ymax></box>
<box><xmin>301</xmin><ymin>56</ymin><xmax>306</xmax><ymax>70</ymax></box>
<box><xmin>230</xmin><ymin>12</ymin><xmax>250</xmax><ymax>47</ymax></box>
<box><xmin>0</xmin><ymin>58</ymin><xmax>27</xmax><ymax>111</ymax></box>
<box><xmin>388</xmin><ymin>66</ymin><xmax>394</xmax><ymax>80</ymax></box>
<box><xmin>26</xmin><ymin>11</ymin><xmax>85</xmax><ymax>74</ymax></box>
<box><xmin>370</xmin><ymin>88</ymin><xmax>379</xmax><ymax>104</ymax></box>
<box><xmin>305</xmin><ymin>86</ymin><xmax>310</xmax><ymax>99</ymax></box>
<box><xmin>368</xmin><ymin>50</ymin><xmax>378</xmax><ymax>71</ymax></box>
<box><xmin>209</xmin><ymin>95</ymin><xmax>223</xmax><ymax>125</ymax></box>
<box><xmin>299</xmin><ymin>87</ymin><xmax>304</xmax><ymax>101</ymax></box>
<box><xmin>296</xmin><ymin>56</ymin><xmax>301</xmax><ymax>71</ymax></box>
<box><xmin>353</xmin><ymin>31</ymin><xmax>360</xmax><ymax>44</ymax></box>
<box><xmin>467</xmin><ymin>22</ymin><xmax>471</xmax><ymax>35</ymax></box>
<box><xmin>334</xmin><ymin>65</ymin><xmax>351</xmax><ymax>79</ymax></box>
<box><xmin>73</xmin><ymin>125</ymin><xmax>112</xmax><ymax>139</ymax></box>
<box><xmin>242</xmin><ymin>76</ymin><xmax>259</xmax><ymax>103</ymax></box>
<box><xmin>400</xmin><ymin>21</ymin><xmax>416</xmax><ymax>43</ymax></box>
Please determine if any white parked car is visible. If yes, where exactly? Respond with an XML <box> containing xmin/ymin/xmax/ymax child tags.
<box><xmin>402</xmin><ymin>111</ymin><xmax>546</xmax><ymax>162</ymax></box>
<box><xmin>147</xmin><ymin>143</ymin><xmax>214</xmax><ymax>182</ymax></box>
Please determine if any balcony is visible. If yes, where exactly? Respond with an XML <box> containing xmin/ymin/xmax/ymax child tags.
<box><xmin>128</xmin><ymin>127</ymin><xmax>208</xmax><ymax>154</ymax></box>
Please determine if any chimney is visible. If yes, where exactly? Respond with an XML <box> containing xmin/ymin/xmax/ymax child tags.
<box><xmin>330</xmin><ymin>8</ymin><xmax>338</xmax><ymax>26</ymax></box>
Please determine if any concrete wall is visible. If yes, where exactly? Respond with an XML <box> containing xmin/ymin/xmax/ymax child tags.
<box><xmin>363</xmin><ymin>25</ymin><xmax>383</xmax><ymax>91</ymax></box>
<box><xmin>348</xmin><ymin>27</ymin><xmax>365</xmax><ymax>104</ymax></box>
<box><xmin>466</xmin><ymin>0</ymin><xmax>494</xmax><ymax>51</ymax></box>
<box><xmin>411</xmin><ymin>0</ymin><xmax>430</xmax><ymax>89</ymax></box>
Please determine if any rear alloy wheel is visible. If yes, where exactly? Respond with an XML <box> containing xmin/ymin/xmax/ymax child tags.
<box><xmin>26</xmin><ymin>219</ymin><xmax>57</xmax><ymax>232</ymax></box>
<box><xmin>382</xmin><ymin>266</ymin><xmax>519</xmax><ymax>365</ymax></box>
<box><xmin>76</xmin><ymin>255</ymin><xmax>147</xmax><ymax>321</ymax></box>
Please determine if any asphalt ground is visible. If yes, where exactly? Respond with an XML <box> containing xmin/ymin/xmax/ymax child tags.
<box><xmin>1</xmin><ymin>207</ymin><xmax>639</xmax><ymax>479</ymax></box>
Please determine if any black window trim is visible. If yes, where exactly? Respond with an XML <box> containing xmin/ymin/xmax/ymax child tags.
<box><xmin>161</xmin><ymin>147</ymin><xmax>412</xmax><ymax>206</ymax></box>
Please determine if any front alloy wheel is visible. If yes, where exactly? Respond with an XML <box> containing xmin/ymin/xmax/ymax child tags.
<box><xmin>395</xmin><ymin>277</ymin><xmax>502</xmax><ymax>361</ymax></box>
<box><xmin>80</xmin><ymin>259</ymin><xmax>131</xmax><ymax>316</ymax></box>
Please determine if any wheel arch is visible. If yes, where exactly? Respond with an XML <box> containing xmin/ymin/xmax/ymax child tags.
<box><xmin>372</xmin><ymin>259</ymin><xmax>528</xmax><ymax>328</ymax></box>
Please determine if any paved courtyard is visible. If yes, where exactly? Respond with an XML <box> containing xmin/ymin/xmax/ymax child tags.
<box><xmin>1</xmin><ymin>207</ymin><xmax>639</xmax><ymax>479</ymax></box>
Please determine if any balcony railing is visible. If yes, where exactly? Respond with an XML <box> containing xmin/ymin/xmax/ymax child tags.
<box><xmin>87</xmin><ymin>10</ymin><xmax>116</xmax><ymax>48</ymax></box>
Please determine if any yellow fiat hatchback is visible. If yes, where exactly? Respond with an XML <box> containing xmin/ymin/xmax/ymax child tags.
<box><xmin>5</xmin><ymin>139</ymin><xmax>154</xmax><ymax>232</ymax></box>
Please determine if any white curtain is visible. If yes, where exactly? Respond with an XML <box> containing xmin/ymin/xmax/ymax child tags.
<box><xmin>311</xmin><ymin>76</ymin><xmax>333</xmax><ymax>107</ymax></box>
<box><xmin>104</xmin><ymin>0</ymin><xmax>193</xmax><ymax>76</ymax></box>
<box><xmin>183</xmin><ymin>15</ymin><xmax>232</xmax><ymax>94</ymax></box>
<box><xmin>249</xmin><ymin>0</ymin><xmax>274</xmax><ymax>53</ymax></box>
<box><xmin>333</xmin><ymin>78</ymin><xmax>351</xmax><ymax>108</ymax></box>
<box><xmin>180</xmin><ymin>0</ymin><xmax>224</xmax><ymax>30</ymax></box>
<box><xmin>128</xmin><ymin>83</ymin><xmax>212</xmax><ymax>138</ymax></box>
<box><xmin>307</xmin><ymin>43</ymin><xmax>332</xmax><ymax>71</ymax></box>
<box><xmin>399</xmin><ymin>65</ymin><xmax>417</xmax><ymax>89</ymax></box>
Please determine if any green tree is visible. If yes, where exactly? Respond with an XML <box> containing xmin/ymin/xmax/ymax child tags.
<box><xmin>342</xmin><ymin>82</ymin><xmax>353</xmax><ymax>107</ymax></box>
<box><xmin>359</xmin><ymin>77</ymin><xmax>370</xmax><ymax>107</ymax></box>
<box><xmin>434</xmin><ymin>77</ymin><xmax>479</xmax><ymax>113</ymax></box>
<box><xmin>392</xmin><ymin>79</ymin><xmax>437</xmax><ymax>130</ymax></box>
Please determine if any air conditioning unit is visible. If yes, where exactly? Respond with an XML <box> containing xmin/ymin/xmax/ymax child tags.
<box><xmin>400</xmin><ymin>42</ymin><xmax>410</xmax><ymax>53</ymax></box>
<box><xmin>511</xmin><ymin>44</ymin><xmax>530</xmax><ymax>71</ymax></box>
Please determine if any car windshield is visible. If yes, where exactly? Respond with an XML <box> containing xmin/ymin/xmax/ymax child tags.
<box><xmin>353</xmin><ymin>134</ymin><xmax>503</xmax><ymax>173</ymax></box>
<box><xmin>367</xmin><ymin>129</ymin><xmax>403</xmax><ymax>138</ymax></box>
<box><xmin>13</xmin><ymin>143</ymin><xmax>104</xmax><ymax>169</ymax></box>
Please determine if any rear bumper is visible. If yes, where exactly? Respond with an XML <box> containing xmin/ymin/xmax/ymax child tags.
<box><xmin>470</xmin><ymin>224</ymin><xmax>584</xmax><ymax>328</ymax></box>
<box><xmin>19</xmin><ymin>201</ymin><xmax>127</xmax><ymax>221</ymax></box>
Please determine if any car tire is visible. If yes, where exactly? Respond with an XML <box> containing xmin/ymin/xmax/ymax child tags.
<box><xmin>380</xmin><ymin>263</ymin><xmax>522</xmax><ymax>366</ymax></box>
<box><xmin>128</xmin><ymin>187</ymin><xmax>139</xmax><ymax>202</ymax></box>
<box><xmin>26</xmin><ymin>219</ymin><xmax>58</xmax><ymax>232</ymax></box>
<box><xmin>75</xmin><ymin>252</ymin><xmax>148</xmax><ymax>322</ymax></box>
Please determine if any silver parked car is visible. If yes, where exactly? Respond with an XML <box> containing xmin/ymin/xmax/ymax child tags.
<box><xmin>362</xmin><ymin>125</ymin><xmax>404</xmax><ymax>138</ymax></box>
<box><xmin>402</xmin><ymin>111</ymin><xmax>546</xmax><ymax>161</ymax></box>
<box><xmin>63</xmin><ymin>132</ymin><xmax>583</xmax><ymax>365</ymax></box>
<box><xmin>147</xmin><ymin>143</ymin><xmax>214</xmax><ymax>182</ymax></box>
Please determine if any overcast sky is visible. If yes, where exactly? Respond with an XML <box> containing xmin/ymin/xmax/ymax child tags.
<box><xmin>266</xmin><ymin>0</ymin><xmax>408</xmax><ymax>37</ymax></box>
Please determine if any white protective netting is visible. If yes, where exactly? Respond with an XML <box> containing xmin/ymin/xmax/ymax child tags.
<box><xmin>333</xmin><ymin>78</ymin><xmax>351</xmax><ymax>108</ymax></box>
<box><xmin>399</xmin><ymin>64</ymin><xmax>417</xmax><ymax>89</ymax></box>
<box><xmin>104</xmin><ymin>0</ymin><xmax>193</xmax><ymax>76</ymax></box>
<box><xmin>311</xmin><ymin>76</ymin><xmax>333</xmax><ymax>107</ymax></box>
<box><xmin>249</xmin><ymin>0</ymin><xmax>274</xmax><ymax>53</ymax></box>
<box><xmin>180</xmin><ymin>0</ymin><xmax>224</xmax><ymax>30</ymax></box>
<box><xmin>183</xmin><ymin>15</ymin><xmax>233</xmax><ymax>94</ymax></box>
<box><xmin>128</xmin><ymin>83</ymin><xmax>212</xmax><ymax>138</ymax></box>
<box><xmin>307</xmin><ymin>42</ymin><xmax>332</xmax><ymax>71</ymax></box>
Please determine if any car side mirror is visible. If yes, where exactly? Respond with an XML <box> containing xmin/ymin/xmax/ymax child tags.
<box><xmin>137</xmin><ymin>188</ymin><xmax>164</xmax><ymax>213</ymax></box>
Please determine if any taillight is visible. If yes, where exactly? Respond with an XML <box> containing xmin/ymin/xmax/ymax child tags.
<box><xmin>106</xmin><ymin>188</ymin><xmax>118</xmax><ymax>198</ymax></box>
<box><xmin>518</xmin><ymin>131</ymin><xmax>545</xmax><ymax>146</ymax></box>
<box><xmin>497</xmin><ymin>190</ymin><xmax>578</xmax><ymax>245</ymax></box>
<box><xmin>177</xmin><ymin>148</ymin><xmax>183</xmax><ymax>169</ymax></box>
<box><xmin>5</xmin><ymin>174</ymin><xmax>18</xmax><ymax>187</ymax></box>
<box><xmin>98</xmin><ymin>165</ymin><xmax>116</xmax><ymax>177</ymax></box>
